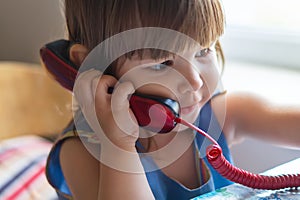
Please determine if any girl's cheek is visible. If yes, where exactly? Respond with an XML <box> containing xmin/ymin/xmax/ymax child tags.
<box><xmin>201</xmin><ymin>67</ymin><xmax>221</xmax><ymax>97</ymax></box>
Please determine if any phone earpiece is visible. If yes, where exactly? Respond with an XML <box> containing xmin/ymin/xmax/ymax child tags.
<box><xmin>40</xmin><ymin>39</ymin><xmax>78</xmax><ymax>91</ymax></box>
<box><xmin>129</xmin><ymin>93</ymin><xmax>180</xmax><ymax>133</ymax></box>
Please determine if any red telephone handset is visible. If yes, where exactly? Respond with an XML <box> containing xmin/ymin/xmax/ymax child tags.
<box><xmin>40</xmin><ymin>40</ymin><xmax>78</xmax><ymax>91</ymax></box>
<box><xmin>40</xmin><ymin>40</ymin><xmax>300</xmax><ymax>190</ymax></box>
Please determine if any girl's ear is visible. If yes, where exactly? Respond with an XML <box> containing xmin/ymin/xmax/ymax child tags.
<box><xmin>69</xmin><ymin>44</ymin><xmax>88</xmax><ymax>67</ymax></box>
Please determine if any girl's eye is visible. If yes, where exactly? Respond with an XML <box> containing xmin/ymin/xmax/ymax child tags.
<box><xmin>149</xmin><ymin>60</ymin><xmax>173</xmax><ymax>71</ymax></box>
<box><xmin>150</xmin><ymin>64</ymin><xmax>166</xmax><ymax>70</ymax></box>
<box><xmin>195</xmin><ymin>48</ymin><xmax>210</xmax><ymax>57</ymax></box>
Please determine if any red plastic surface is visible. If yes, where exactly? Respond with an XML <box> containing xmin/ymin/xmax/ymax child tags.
<box><xmin>129</xmin><ymin>95</ymin><xmax>177</xmax><ymax>133</ymax></box>
<box><xmin>207</xmin><ymin>144</ymin><xmax>300</xmax><ymax>190</ymax></box>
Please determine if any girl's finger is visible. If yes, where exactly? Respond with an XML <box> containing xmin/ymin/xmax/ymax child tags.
<box><xmin>111</xmin><ymin>81</ymin><xmax>138</xmax><ymax>136</ymax></box>
<box><xmin>94</xmin><ymin>75</ymin><xmax>118</xmax><ymax>104</ymax></box>
<box><xmin>111</xmin><ymin>81</ymin><xmax>135</xmax><ymax>110</ymax></box>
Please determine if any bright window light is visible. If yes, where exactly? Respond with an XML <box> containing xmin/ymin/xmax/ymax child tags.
<box><xmin>221</xmin><ymin>0</ymin><xmax>300</xmax><ymax>69</ymax></box>
<box><xmin>223</xmin><ymin>0</ymin><xmax>300</xmax><ymax>32</ymax></box>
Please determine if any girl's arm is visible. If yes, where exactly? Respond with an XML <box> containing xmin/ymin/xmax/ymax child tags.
<box><xmin>62</xmin><ymin>70</ymin><xmax>155</xmax><ymax>199</ymax></box>
<box><xmin>223</xmin><ymin>92</ymin><xmax>300</xmax><ymax>149</ymax></box>
<box><xmin>60</xmin><ymin>137</ymin><xmax>155</xmax><ymax>200</ymax></box>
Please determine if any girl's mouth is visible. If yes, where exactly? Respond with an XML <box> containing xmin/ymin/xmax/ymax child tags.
<box><xmin>180</xmin><ymin>103</ymin><xmax>199</xmax><ymax>115</ymax></box>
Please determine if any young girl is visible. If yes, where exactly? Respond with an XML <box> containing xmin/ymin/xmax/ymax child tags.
<box><xmin>45</xmin><ymin>0</ymin><xmax>300</xmax><ymax>199</ymax></box>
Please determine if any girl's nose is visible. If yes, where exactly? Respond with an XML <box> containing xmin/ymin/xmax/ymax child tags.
<box><xmin>177</xmin><ymin>62</ymin><xmax>203</xmax><ymax>93</ymax></box>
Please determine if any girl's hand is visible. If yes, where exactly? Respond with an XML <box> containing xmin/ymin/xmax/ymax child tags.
<box><xmin>73</xmin><ymin>69</ymin><xmax>139</xmax><ymax>152</ymax></box>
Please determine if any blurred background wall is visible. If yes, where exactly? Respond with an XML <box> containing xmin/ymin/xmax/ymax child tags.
<box><xmin>221</xmin><ymin>0</ymin><xmax>300</xmax><ymax>173</ymax></box>
<box><xmin>0</xmin><ymin>0</ymin><xmax>65</xmax><ymax>63</ymax></box>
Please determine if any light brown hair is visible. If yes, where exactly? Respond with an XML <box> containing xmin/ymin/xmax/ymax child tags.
<box><xmin>64</xmin><ymin>0</ymin><xmax>225</xmax><ymax>65</ymax></box>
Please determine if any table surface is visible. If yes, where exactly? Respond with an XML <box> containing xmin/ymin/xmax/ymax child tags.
<box><xmin>192</xmin><ymin>158</ymin><xmax>300</xmax><ymax>200</ymax></box>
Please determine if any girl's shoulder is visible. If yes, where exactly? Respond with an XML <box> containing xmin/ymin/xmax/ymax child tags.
<box><xmin>46</xmin><ymin>125</ymin><xmax>101</xmax><ymax>199</ymax></box>
<box><xmin>58</xmin><ymin>132</ymin><xmax>101</xmax><ymax>199</ymax></box>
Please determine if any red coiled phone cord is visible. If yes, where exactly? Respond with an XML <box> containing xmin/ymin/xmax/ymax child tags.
<box><xmin>175</xmin><ymin>117</ymin><xmax>300</xmax><ymax>190</ymax></box>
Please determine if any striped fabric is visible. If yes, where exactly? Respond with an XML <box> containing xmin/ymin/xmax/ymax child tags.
<box><xmin>0</xmin><ymin>136</ymin><xmax>58</xmax><ymax>200</ymax></box>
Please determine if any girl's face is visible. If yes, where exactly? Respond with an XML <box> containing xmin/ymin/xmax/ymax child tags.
<box><xmin>114</xmin><ymin>44</ymin><xmax>221</xmax><ymax>131</ymax></box>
